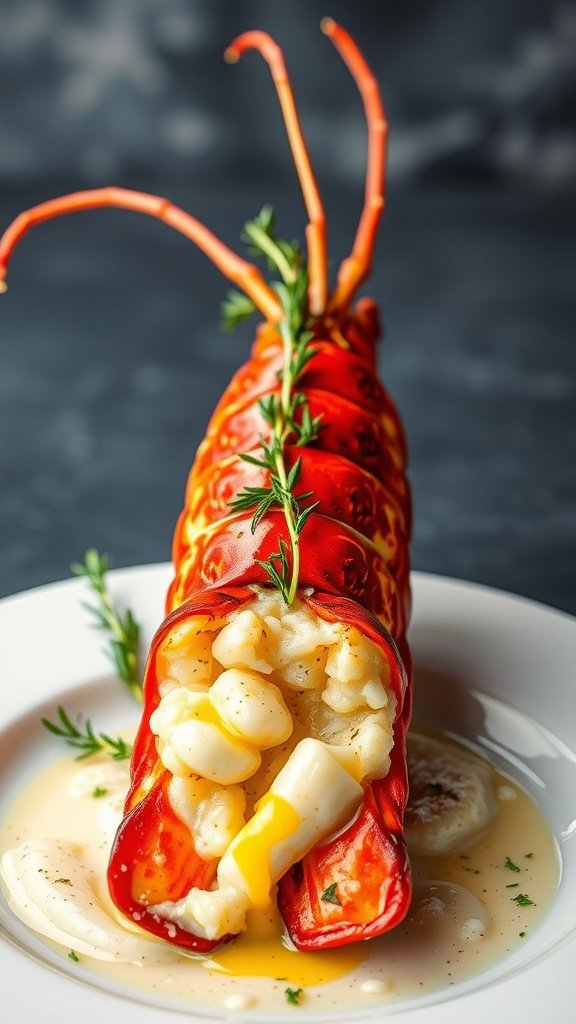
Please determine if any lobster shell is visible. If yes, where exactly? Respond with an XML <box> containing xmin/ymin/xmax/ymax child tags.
<box><xmin>0</xmin><ymin>21</ymin><xmax>415</xmax><ymax>955</ymax></box>
<box><xmin>108</xmin><ymin>304</ymin><xmax>413</xmax><ymax>951</ymax></box>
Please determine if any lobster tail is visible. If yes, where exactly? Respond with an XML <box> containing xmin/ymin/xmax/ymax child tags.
<box><xmin>170</xmin><ymin>312</ymin><xmax>410</xmax><ymax>628</ymax></box>
<box><xmin>108</xmin><ymin>303</ymin><xmax>411</xmax><ymax>951</ymax></box>
<box><xmin>1</xmin><ymin>21</ymin><xmax>413</xmax><ymax>954</ymax></box>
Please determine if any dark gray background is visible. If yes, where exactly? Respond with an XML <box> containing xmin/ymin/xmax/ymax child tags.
<box><xmin>1</xmin><ymin>0</ymin><xmax>575</xmax><ymax>612</ymax></box>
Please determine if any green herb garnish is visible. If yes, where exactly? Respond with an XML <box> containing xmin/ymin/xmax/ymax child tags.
<box><xmin>41</xmin><ymin>550</ymin><xmax>141</xmax><ymax>761</ymax></box>
<box><xmin>54</xmin><ymin>877</ymin><xmax>72</xmax><ymax>885</ymax></box>
<box><xmin>92</xmin><ymin>786</ymin><xmax>108</xmax><ymax>798</ymax></box>
<box><xmin>321</xmin><ymin>883</ymin><xmax>341</xmax><ymax>905</ymax></box>
<box><xmin>68</xmin><ymin>950</ymin><xmax>79</xmax><ymax>962</ymax></box>
<box><xmin>512</xmin><ymin>893</ymin><xmax>536</xmax><ymax>907</ymax></box>
<box><xmin>285</xmin><ymin>987</ymin><xmax>303</xmax><ymax>1006</ymax></box>
<box><xmin>221</xmin><ymin>289</ymin><xmax>257</xmax><ymax>331</ymax></box>
<box><xmin>225</xmin><ymin>207</ymin><xmax>320</xmax><ymax>605</ymax></box>
<box><xmin>505</xmin><ymin>856</ymin><xmax>520</xmax><ymax>873</ymax></box>
<box><xmin>506</xmin><ymin>883</ymin><xmax>519</xmax><ymax>888</ymax></box>
<box><xmin>41</xmin><ymin>705</ymin><xmax>132</xmax><ymax>761</ymax></box>
<box><xmin>71</xmin><ymin>549</ymin><xmax>141</xmax><ymax>701</ymax></box>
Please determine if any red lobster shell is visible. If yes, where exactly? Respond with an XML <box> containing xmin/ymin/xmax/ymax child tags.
<box><xmin>0</xmin><ymin>21</ymin><xmax>413</xmax><ymax>952</ymax></box>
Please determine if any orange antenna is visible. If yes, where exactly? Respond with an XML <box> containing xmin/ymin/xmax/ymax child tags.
<box><xmin>0</xmin><ymin>187</ymin><xmax>282</xmax><ymax>321</ymax></box>
<box><xmin>321</xmin><ymin>18</ymin><xmax>387</xmax><ymax>311</ymax></box>
<box><xmin>225</xmin><ymin>31</ymin><xmax>327</xmax><ymax>317</ymax></box>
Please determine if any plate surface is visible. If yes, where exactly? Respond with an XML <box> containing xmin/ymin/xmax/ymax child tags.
<box><xmin>1</xmin><ymin>566</ymin><xmax>575</xmax><ymax>1023</ymax></box>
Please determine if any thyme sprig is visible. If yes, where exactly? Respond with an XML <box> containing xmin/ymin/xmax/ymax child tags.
<box><xmin>42</xmin><ymin>549</ymin><xmax>142</xmax><ymax>761</ymax></box>
<box><xmin>71</xmin><ymin>549</ymin><xmax>142</xmax><ymax>702</ymax></box>
<box><xmin>223</xmin><ymin>207</ymin><xmax>321</xmax><ymax>605</ymax></box>
<box><xmin>221</xmin><ymin>289</ymin><xmax>257</xmax><ymax>332</ymax></box>
<box><xmin>41</xmin><ymin>705</ymin><xmax>132</xmax><ymax>761</ymax></box>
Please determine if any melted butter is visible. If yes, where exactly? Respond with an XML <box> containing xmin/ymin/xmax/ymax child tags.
<box><xmin>227</xmin><ymin>794</ymin><xmax>300</xmax><ymax>908</ymax></box>
<box><xmin>0</xmin><ymin>735</ymin><xmax>559</xmax><ymax>1015</ymax></box>
<box><xmin>205</xmin><ymin>904</ymin><xmax>366</xmax><ymax>983</ymax></box>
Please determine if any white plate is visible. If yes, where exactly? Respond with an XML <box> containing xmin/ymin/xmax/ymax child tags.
<box><xmin>0</xmin><ymin>566</ymin><xmax>575</xmax><ymax>1024</ymax></box>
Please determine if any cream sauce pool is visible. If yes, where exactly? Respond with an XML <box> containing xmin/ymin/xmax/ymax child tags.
<box><xmin>0</xmin><ymin>735</ymin><xmax>559</xmax><ymax>1016</ymax></box>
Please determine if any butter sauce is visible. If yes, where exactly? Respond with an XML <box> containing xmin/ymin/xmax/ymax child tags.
<box><xmin>0</xmin><ymin>736</ymin><xmax>558</xmax><ymax>1016</ymax></box>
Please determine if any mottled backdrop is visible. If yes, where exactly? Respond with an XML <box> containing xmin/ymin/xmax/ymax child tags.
<box><xmin>1</xmin><ymin>0</ymin><xmax>575</xmax><ymax>612</ymax></box>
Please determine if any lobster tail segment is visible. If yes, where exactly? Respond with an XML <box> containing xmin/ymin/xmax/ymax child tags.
<box><xmin>276</xmin><ymin>589</ymin><xmax>411</xmax><ymax>950</ymax></box>
<box><xmin>108</xmin><ymin>583</ymin><xmax>411</xmax><ymax>952</ymax></box>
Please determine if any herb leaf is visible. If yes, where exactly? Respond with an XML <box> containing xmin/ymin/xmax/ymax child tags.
<box><xmin>72</xmin><ymin>549</ymin><xmax>141</xmax><ymax>702</ymax></box>
<box><xmin>226</xmin><ymin>208</ymin><xmax>322</xmax><ymax>605</ymax></box>
<box><xmin>512</xmin><ymin>893</ymin><xmax>536</xmax><ymax>907</ymax></box>
<box><xmin>41</xmin><ymin>705</ymin><xmax>132</xmax><ymax>761</ymax></box>
<box><xmin>505</xmin><ymin>856</ymin><xmax>520</xmax><ymax>873</ymax></box>
<box><xmin>243</xmin><ymin>206</ymin><xmax>299</xmax><ymax>284</ymax></box>
<box><xmin>321</xmin><ymin>882</ymin><xmax>341</xmax><ymax>905</ymax></box>
<box><xmin>221</xmin><ymin>289</ymin><xmax>257</xmax><ymax>331</ymax></box>
<box><xmin>285</xmin><ymin>987</ymin><xmax>303</xmax><ymax>1006</ymax></box>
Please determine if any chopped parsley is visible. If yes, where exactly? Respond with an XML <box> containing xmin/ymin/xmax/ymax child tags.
<box><xmin>504</xmin><ymin>856</ymin><xmax>520</xmax><ymax>873</ymax></box>
<box><xmin>285</xmin><ymin>987</ymin><xmax>303</xmax><ymax>1006</ymax></box>
<box><xmin>92</xmin><ymin>786</ymin><xmax>108</xmax><ymax>798</ymax></box>
<box><xmin>506</xmin><ymin>883</ymin><xmax>519</xmax><ymax>888</ymax></box>
<box><xmin>512</xmin><ymin>893</ymin><xmax>535</xmax><ymax>907</ymax></box>
<box><xmin>54</xmin><ymin>877</ymin><xmax>72</xmax><ymax>885</ymax></box>
<box><xmin>68</xmin><ymin>950</ymin><xmax>79</xmax><ymax>962</ymax></box>
<box><xmin>524</xmin><ymin>852</ymin><xmax>534</xmax><ymax>859</ymax></box>
<box><xmin>321</xmin><ymin>883</ymin><xmax>341</xmax><ymax>905</ymax></box>
<box><xmin>519</xmin><ymin>931</ymin><xmax>527</xmax><ymax>938</ymax></box>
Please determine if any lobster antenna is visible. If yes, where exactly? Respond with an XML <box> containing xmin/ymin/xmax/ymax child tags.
<box><xmin>225</xmin><ymin>31</ymin><xmax>327</xmax><ymax>317</ymax></box>
<box><xmin>321</xmin><ymin>18</ymin><xmax>387</xmax><ymax>311</ymax></box>
<box><xmin>0</xmin><ymin>187</ymin><xmax>282</xmax><ymax>321</ymax></box>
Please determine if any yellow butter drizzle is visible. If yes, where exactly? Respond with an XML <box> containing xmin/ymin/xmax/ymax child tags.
<box><xmin>227</xmin><ymin>793</ymin><xmax>300</xmax><ymax>908</ymax></box>
<box><xmin>205</xmin><ymin>903</ymin><xmax>367</xmax><ymax>985</ymax></box>
<box><xmin>208</xmin><ymin>792</ymin><xmax>367</xmax><ymax>985</ymax></box>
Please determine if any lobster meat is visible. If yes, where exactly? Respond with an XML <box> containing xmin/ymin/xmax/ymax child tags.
<box><xmin>0</xmin><ymin>21</ymin><xmax>412</xmax><ymax>952</ymax></box>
